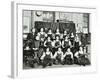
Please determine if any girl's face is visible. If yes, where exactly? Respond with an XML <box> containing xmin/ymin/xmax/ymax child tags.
<box><xmin>46</xmin><ymin>48</ymin><xmax>49</xmax><ymax>52</ymax></box>
<box><xmin>48</xmin><ymin>37</ymin><xmax>50</xmax><ymax>40</ymax></box>
<box><xmin>56</xmin><ymin>36</ymin><xmax>59</xmax><ymax>40</ymax></box>
<box><xmin>71</xmin><ymin>33</ymin><xmax>73</xmax><ymax>35</ymax></box>
<box><xmin>64</xmin><ymin>31</ymin><xmax>67</xmax><ymax>34</ymax></box>
<box><xmin>57</xmin><ymin>29</ymin><xmax>59</xmax><ymax>32</ymax></box>
<box><xmin>36</xmin><ymin>36</ymin><xmax>39</xmax><ymax>40</ymax></box>
<box><xmin>58</xmin><ymin>48</ymin><xmax>61</xmax><ymax>51</ymax></box>
<box><xmin>40</xmin><ymin>28</ymin><xmax>44</xmax><ymax>32</ymax></box>
<box><xmin>67</xmin><ymin>48</ymin><xmax>70</xmax><ymax>52</ymax></box>
<box><xmin>32</xmin><ymin>28</ymin><xmax>35</xmax><ymax>33</ymax></box>
<box><xmin>80</xmin><ymin>47</ymin><xmax>83</xmax><ymax>51</ymax></box>
<box><xmin>49</xmin><ymin>30</ymin><xmax>52</xmax><ymax>33</ymax></box>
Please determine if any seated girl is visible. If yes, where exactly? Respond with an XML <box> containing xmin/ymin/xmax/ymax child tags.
<box><xmin>69</xmin><ymin>32</ymin><xmax>75</xmax><ymax>46</ymax></box>
<box><xmin>62</xmin><ymin>36</ymin><xmax>71</xmax><ymax>52</ymax></box>
<box><xmin>53</xmin><ymin>48</ymin><xmax>64</xmax><ymax>65</ymax></box>
<box><xmin>38</xmin><ymin>28</ymin><xmax>47</xmax><ymax>48</ymax></box>
<box><xmin>63</xmin><ymin>30</ymin><xmax>69</xmax><ymax>39</ymax></box>
<box><xmin>54</xmin><ymin>36</ymin><xmax>61</xmax><ymax>51</ymax></box>
<box><xmin>47</xmin><ymin>29</ymin><xmax>53</xmax><ymax>40</ymax></box>
<box><xmin>39</xmin><ymin>28</ymin><xmax>47</xmax><ymax>41</ymax></box>
<box><xmin>74</xmin><ymin>36</ymin><xmax>82</xmax><ymax>53</ymax></box>
<box><xmin>55</xmin><ymin>28</ymin><xmax>61</xmax><ymax>38</ymax></box>
<box><xmin>74</xmin><ymin>47</ymin><xmax>90</xmax><ymax>66</ymax></box>
<box><xmin>40</xmin><ymin>48</ymin><xmax>53</xmax><ymax>68</ymax></box>
<box><xmin>63</xmin><ymin>48</ymin><xmax>73</xmax><ymax>65</ymax></box>
<box><xmin>44</xmin><ymin>37</ymin><xmax>53</xmax><ymax>50</ymax></box>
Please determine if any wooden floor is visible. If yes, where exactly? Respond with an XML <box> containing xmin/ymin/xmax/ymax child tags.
<box><xmin>23</xmin><ymin>64</ymin><xmax>90</xmax><ymax>69</ymax></box>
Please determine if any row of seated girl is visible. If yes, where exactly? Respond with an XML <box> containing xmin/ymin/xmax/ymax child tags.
<box><xmin>24</xmin><ymin>46</ymin><xmax>90</xmax><ymax>68</ymax></box>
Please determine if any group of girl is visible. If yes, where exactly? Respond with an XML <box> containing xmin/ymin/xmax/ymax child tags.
<box><xmin>23</xmin><ymin>28</ymin><xmax>90</xmax><ymax>68</ymax></box>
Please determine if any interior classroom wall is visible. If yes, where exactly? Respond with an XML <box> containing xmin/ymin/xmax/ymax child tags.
<box><xmin>23</xmin><ymin>10</ymin><xmax>89</xmax><ymax>33</ymax></box>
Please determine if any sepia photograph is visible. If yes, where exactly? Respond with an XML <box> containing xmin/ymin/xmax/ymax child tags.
<box><xmin>23</xmin><ymin>10</ymin><xmax>91</xmax><ymax>69</ymax></box>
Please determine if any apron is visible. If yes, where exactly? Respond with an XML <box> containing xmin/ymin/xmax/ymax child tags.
<box><xmin>55</xmin><ymin>41</ymin><xmax>60</xmax><ymax>48</ymax></box>
<box><xmin>45</xmin><ymin>41</ymin><xmax>52</xmax><ymax>48</ymax></box>
<box><xmin>70</xmin><ymin>37</ymin><xmax>74</xmax><ymax>46</ymax></box>
<box><xmin>64</xmin><ymin>54</ymin><xmax>73</xmax><ymax>64</ymax></box>
<box><xmin>64</xmin><ymin>41</ymin><xmax>69</xmax><ymax>48</ymax></box>
<box><xmin>63</xmin><ymin>41</ymin><xmax>70</xmax><ymax>52</ymax></box>
<box><xmin>56</xmin><ymin>52</ymin><xmax>62</xmax><ymax>60</ymax></box>
<box><xmin>43</xmin><ymin>52</ymin><xmax>52</xmax><ymax>65</ymax></box>
<box><xmin>78</xmin><ymin>52</ymin><xmax>90</xmax><ymax>65</ymax></box>
<box><xmin>74</xmin><ymin>41</ymin><xmax>80</xmax><ymax>52</ymax></box>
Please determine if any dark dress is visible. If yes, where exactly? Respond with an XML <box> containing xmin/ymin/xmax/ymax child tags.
<box><xmin>78</xmin><ymin>53</ymin><xmax>90</xmax><ymax>66</ymax></box>
<box><xmin>23</xmin><ymin>49</ymin><xmax>34</xmax><ymax>65</ymax></box>
<box><xmin>74</xmin><ymin>41</ymin><xmax>80</xmax><ymax>53</ymax></box>
<box><xmin>42</xmin><ymin>52</ymin><xmax>52</xmax><ymax>67</ymax></box>
<box><xmin>55</xmin><ymin>52</ymin><xmax>63</xmax><ymax>64</ymax></box>
<box><xmin>45</xmin><ymin>41</ymin><xmax>52</xmax><ymax>48</ymax></box>
<box><xmin>55</xmin><ymin>41</ymin><xmax>61</xmax><ymax>48</ymax></box>
<box><xmin>55</xmin><ymin>41</ymin><xmax>61</xmax><ymax>51</ymax></box>
<box><xmin>40</xmin><ymin>32</ymin><xmax>45</xmax><ymax>41</ymax></box>
<box><xmin>70</xmin><ymin>37</ymin><xmax>74</xmax><ymax>46</ymax></box>
<box><xmin>47</xmin><ymin>33</ymin><xmax>53</xmax><ymax>40</ymax></box>
<box><xmin>27</xmin><ymin>33</ymin><xmax>36</xmax><ymax>40</ymax></box>
<box><xmin>25</xmin><ymin>33</ymin><xmax>36</xmax><ymax>49</ymax></box>
<box><xmin>63</xmin><ymin>34</ymin><xmax>67</xmax><ymax>39</ymax></box>
<box><xmin>64</xmin><ymin>54</ymin><xmax>73</xmax><ymax>65</ymax></box>
<box><xmin>63</xmin><ymin>41</ymin><xmax>70</xmax><ymax>52</ymax></box>
<box><xmin>32</xmin><ymin>40</ymin><xmax>41</xmax><ymax>65</ymax></box>
<box><xmin>45</xmin><ymin>41</ymin><xmax>52</xmax><ymax>51</ymax></box>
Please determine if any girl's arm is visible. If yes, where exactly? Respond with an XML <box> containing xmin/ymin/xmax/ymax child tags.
<box><xmin>59</xmin><ymin>41</ymin><xmax>61</xmax><ymax>47</ymax></box>
<box><xmin>61</xmin><ymin>52</ymin><xmax>64</xmax><ymax>60</ymax></box>
<box><xmin>40</xmin><ymin>52</ymin><xmax>45</xmax><ymax>60</ymax></box>
<box><xmin>63</xmin><ymin>52</ymin><xmax>67</xmax><ymax>58</ymax></box>
<box><xmin>79</xmin><ymin>41</ymin><xmax>82</xmax><ymax>46</ymax></box>
<box><xmin>50</xmin><ymin>52</ymin><xmax>53</xmax><ymax>58</ymax></box>
<box><xmin>44</xmin><ymin>41</ymin><xmax>47</xmax><ymax>47</ymax></box>
<box><xmin>71</xmin><ymin>52</ymin><xmax>73</xmax><ymax>59</ymax></box>
<box><xmin>62</xmin><ymin>41</ymin><xmax>64</xmax><ymax>48</ymax></box>
<box><xmin>53</xmin><ymin>52</ymin><xmax>57</xmax><ymax>59</ymax></box>
<box><xmin>69</xmin><ymin>41</ymin><xmax>72</xmax><ymax>46</ymax></box>
<box><xmin>74</xmin><ymin>52</ymin><xmax>79</xmax><ymax>58</ymax></box>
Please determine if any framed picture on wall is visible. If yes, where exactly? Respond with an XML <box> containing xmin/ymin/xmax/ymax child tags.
<box><xmin>11</xmin><ymin>1</ymin><xmax>97</xmax><ymax>78</ymax></box>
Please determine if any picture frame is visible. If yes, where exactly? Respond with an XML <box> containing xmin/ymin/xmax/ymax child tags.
<box><xmin>11</xmin><ymin>1</ymin><xmax>97</xmax><ymax>78</ymax></box>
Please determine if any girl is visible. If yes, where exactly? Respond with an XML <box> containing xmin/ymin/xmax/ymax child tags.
<box><xmin>39</xmin><ymin>28</ymin><xmax>47</xmax><ymax>41</ymax></box>
<box><xmin>31</xmin><ymin>35</ymin><xmax>41</xmax><ymax>66</ymax></box>
<box><xmin>41</xmin><ymin>48</ymin><xmax>53</xmax><ymax>68</ymax></box>
<box><xmin>74</xmin><ymin>47</ymin><xmax>90</xmax><ymax>66</ymax></box>
<box><xmin>44</xmin><ymin>37</ymin><xmax>53</xmax><ymax>50</ymax></box>
<box><xmin>54</xmin><ymin>36</ymin><xmax>61</xmax><ymax>51</ymax></box>
<box><xmin>38</xmin><ymin>28</ymin><xmax>47</xmax><ymax>48</ymax></box>
<box><xmin>27</xmin><ymin>28</ymin><xmax>36</xmax><ymax>40</ymax></box>
<box><xmin>63</xmin><ymin>48</ymin><xmax>73</xmax><ymax>65</ymax></box>
<box><xmin>70</xmin><ymin>32</ymin><xmax>75</xmax><ymax>46</ymax></box>
<box><xmin>47</xmin><ymin>29</ymin><xmax>53</xmax><ymax>40</ymax></box>
<box><xmin>62</xmin><ymin>36</ymin><xmax>71</xmax><ymax>52</ymax></box>
<box><xmin>74</xmin><ymin>36</ymin><xmax>81</xmax><ymax>53</ymax></box>
<box><xmin>55</xmin><ymin>28</ymin><xmax>61</xmax><ymax>38</ymax></box>
<box><xmin>63</xmin><ymin>30</ymin><xmax>68</xmax><ymax>39</ymax></box>
<box><xmin>53</xmin><ymin>48</ymin><xmax>64</xmax><ymax>65</ymax></box>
